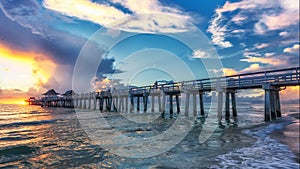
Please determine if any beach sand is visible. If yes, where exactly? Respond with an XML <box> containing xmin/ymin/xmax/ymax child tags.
<box><xmin>271</xmin><ymin>113</ymin><xmax>300</xmax><ymax>163</ymax></box>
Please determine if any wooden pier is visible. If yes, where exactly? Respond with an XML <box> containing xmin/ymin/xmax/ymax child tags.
<box><xmin>38</xmin><ymin>67</ymin><xmax>300</xmax><ymax>122</ymax></box>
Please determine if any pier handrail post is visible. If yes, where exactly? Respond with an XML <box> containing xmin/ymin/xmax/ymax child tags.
<box><xmin>264</xmin><ymin>71</ymin><xmax>267</xmax><ymax>83</ymax></box>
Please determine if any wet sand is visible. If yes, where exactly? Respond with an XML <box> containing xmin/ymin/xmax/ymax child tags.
<box><xmin>271</xmin><ymin>113</ymin><xmax>300</xmax><ymax>163</ymax></box>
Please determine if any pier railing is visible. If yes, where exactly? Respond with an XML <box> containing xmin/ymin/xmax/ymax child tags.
<box><xmin>37</xmin><ymin>67</ymin><xmax>300</xmax><ymax>122</ymax></box>
<box><xmin>179</xmin><ymin>67</ymin><xmax>300</xmax><ymax>91</ymax></box>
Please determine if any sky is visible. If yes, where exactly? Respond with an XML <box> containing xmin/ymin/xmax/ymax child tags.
<box><xmin>0</xmin><ymin>0</ymin><xmax>299</xmax><ymax>104</ymax></box>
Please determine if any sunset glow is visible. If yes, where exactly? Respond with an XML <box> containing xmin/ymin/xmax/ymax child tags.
<box><xmin>0</xmin><ymin>44</ymin><xmax>56</xmax><ymax>91</ymax></box>
<box><xmin>281</xmin><ymin>86</ymin><xmax>300</xmax><ymax>101</ymax></box>
<box><xmin>0</xmin><ymin>0</ymin><xmax>299</xmax><ymax>105</ymax></box>
<box><xmin>0</xmin><ymin>98</ymin><xmax>27</xmax><ymax>105</ymax></box>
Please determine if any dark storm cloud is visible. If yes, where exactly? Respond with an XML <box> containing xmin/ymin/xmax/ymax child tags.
<box><xmin>0</xmin><ymin>9</ymin><xmax>87</xmax><ymax>65</ymax></box>
<box><xmin>0</xmin><ymin>1</ymin><xmax>91</xmax><ymax>65</ymax></box>
<box><xmin>0</xmin><ymin>1</ymin><xmax>119</xmax><ymax>93</ymax></box>
<box><xmin>96</xmin><ymin>58</ymin><xmax>124</xmax><ymax>80</ymax></box>
<box><xmin>0</xmin><ymin>0</ymin><xmax>118</xmax><ymax>74</ymax></box>
<box><xmin>98</xmin><ymin>58</ymin><xmax>123</xmax><ymax>74</ymax></box>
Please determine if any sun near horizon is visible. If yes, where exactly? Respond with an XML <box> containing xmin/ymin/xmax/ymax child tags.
<box><xmin>0</xmin><ymin>99</ymin><xmax>27</xmax><ymax>105</ymax></box>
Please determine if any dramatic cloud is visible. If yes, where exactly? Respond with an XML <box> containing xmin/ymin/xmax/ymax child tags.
<box><xmin>259</xmin><ymin>0</ymin><xmax>299</xmax><ymax>31</ymax></box>
<box><xmin>43</xmin><ymin>0</ymin><xmax>127</xmax><ymax>25</ymax></box>
<box><xmin>208</xmin><ymin>0</ymin><xmax>300</xmax><ymax>48</ymax></box>
<box><xmin>0</xmin><ymin>6</ymin><xmax>86</xmax><ymax>65</ymax></box>
<box><xmin>43</xmin><ymin>0</ymin><xmax>194</xmax><ymax>33</ymax></box>
<box><xmin>207</xmin><ymin>10</ymin><xmax>233</xmax><ymax>48</ymax></box>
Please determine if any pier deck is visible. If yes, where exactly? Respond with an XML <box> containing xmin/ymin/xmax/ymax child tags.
<box><xmin>39</xmin><ymin>67</ymin><xmax>300</xmax><ymax>122</ymax></box>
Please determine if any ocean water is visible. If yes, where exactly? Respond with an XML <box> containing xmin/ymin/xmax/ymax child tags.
<box><xmin>0</xmin><ymin>103</ymin><xmax>299</xmax><ymax>168</ymax></box>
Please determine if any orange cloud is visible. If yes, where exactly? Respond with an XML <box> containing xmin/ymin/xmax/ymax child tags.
<box><xmin>222</xmin><ymin>68</ymin><xmax>238</xmax><ymax>76</ymax></box>
<box><xmin>222</xmin><ymin>64</ymin><xmax>261</xmax><ymax>76</ymax></box>
<box><xmin>283</xmin><ymin>44</ymin><xmax>300</xmax><ymax>53</ymax></box>
<box><xmin>91</xmin><ymin>77</ymin><xmax>112</xmax><ymax>91</ymax></box>
<box><xmin>0</xmin><ymin>43</ymin><xmax>56</xmax><ymax>90</ymax></box>
<box><xmin>0</xmin><ymin>43</ymin><xmax>57</xmax><ymax>103</ymax></box>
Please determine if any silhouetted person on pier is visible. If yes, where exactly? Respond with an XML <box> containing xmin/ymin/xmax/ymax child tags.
<box><xmin>154</xmin><ymin>81</ymin><xmax>158</xmax><ymax>89</ymax></box>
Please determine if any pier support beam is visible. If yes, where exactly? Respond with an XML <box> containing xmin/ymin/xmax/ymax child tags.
<box><xmin>151</xmin><ymin>95</ymin><xmax>155</xmax><ymax>112</ymax></box>
<box><xmin>88</xmin><ymin>93</ymin><xmax>91</xmax><ymax>109</ymax></box>
<box><xmin>158</xmin><ymin>95</ymin><xmax>162</xmax><ymax>112</ymax></box>
<box><xmin>183</xmin><ymin>90</ymin><xmax>204</xmax><ymax>117</ymax></box>
<box><xmin>263</xmin><ymin>84</ymin><xmax>281</xmax><ymax>121</ymax></box>
<box><xmin>107</xmin><ymin>97</ymin><xmax>112</xmax><ymax>111</ymax></box>
<box><xmin>185</xmin><ymin>93</ymin><xmax>190</xmax><ymax>116</ymax></box>
<box><xmin>130</xmin><ymin>96</ymin><xmax>134</xmax><ymax>112</ymax></box>
<box><xmin>99</xmin><ymin>98</ymin><xmax>104</xmax><ymax>111</ymax></box>
<box><xmin>217</xmin><ymin>92</ymin><xmax>223</xmax><ymax>123</ymax></box>
<box><xmin>193</xmin><ymin>93</ymin><xmax>197</xmax><ymax>116</ymax></box>
<box><xmin>125</xmin><ymin>96</ymin><xmax>128</xmax><ymax>113</ymax></box>
<box><xmin>169</xmin><ymin>95</ymin><xmax>173</xmax><ymax>116</ymax></box>
<box><xmin>270</xmin><ymin>90</ymin><xmax>276</xmax><ymax>120</ymax></box>
<box><xmin>224</xmin><ymin>90</ymin><xmax>237</xmax><ymax>121</ymax></box>
<box><xmin>231</xmin><ymin>92</ymin><xmax>237</xmax><ymax>117</ymax></box>
<box><xmin>199</xmin><ymin>92</ymin><xmax>205</xmax><ymax>116</ymax></box>
<box><xmin>264</xmin><ymin>89</ymin><xmax>271</xmax><ymax>121</ymax></box>
<box><xmin>143</xmin><ymin>95</ymin><xmax>148</xmax><ymax>112</ymax></box>
<box><xmin>274</xmin><ymin>89</ymin><xmax>281</xmax><ymax>117</ymax></box>
<box><xmin>176</xmin><ymin>95</ymin><xmax>180</xmax><ymax>114</ymax></box>
<box><xmin>93</xmin><ymin>94</ymin><xmax>96</xmax><ymax>110</ymax></box>
<box><xmin>83</xmin><ymin>94</ymin><xmax>87</xmax><ymax>109</ymax></box>
<box><xmin>118</xmin><ymin>97</ymin><xmax>124</xmax><ymax>112</ymax></box>
<box><xmin>137</xmin><ymin>97</ymin><xmax>140</xmax><ymax>112</ymax></box>
<box><xmin>162</xmin><ymin>94</ymin><xmax>166</xmax><ymax>114</ymax></box>
<box><xmin>149</xmin><ymin>93</ymin><xmax>161</xmax><ymax>113</ymax></box>
<box><xmin>79</xmin><ymin>96</ymin><xmax>82</xmax><ymax>109</ymax></box>
<box><xmin>225</xmin><ymin>92</ymin><xmax>230</xmax><ymax>121</ymax></box>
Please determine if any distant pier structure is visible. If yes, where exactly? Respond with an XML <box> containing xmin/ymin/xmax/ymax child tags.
<box><xmin>37</xmin><ymin>67</ymin><xmax>299</xmax><ymax>122</ymax></box>
<box><xmin>25</xmin><ymin>97</ymin><xmax>40</xmax><ymax>105</ymax></box>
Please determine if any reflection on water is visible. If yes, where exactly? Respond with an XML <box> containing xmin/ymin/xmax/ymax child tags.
<box><xmin>0</xmin><ymin>103</ymin><xmax>299</xmax><ymax>168</ymax></box>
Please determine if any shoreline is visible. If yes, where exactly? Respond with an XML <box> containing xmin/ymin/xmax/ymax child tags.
<box><xmin>270</xmin><ymin>113</ymin><xmax>300</xmax><ymax>163</ymax></box>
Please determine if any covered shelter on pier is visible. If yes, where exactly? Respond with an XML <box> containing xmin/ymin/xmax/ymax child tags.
<box><xmin>41</xmin><ymin>89</ymin><xmax>60</xmax><ymax>107</ymax></box>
